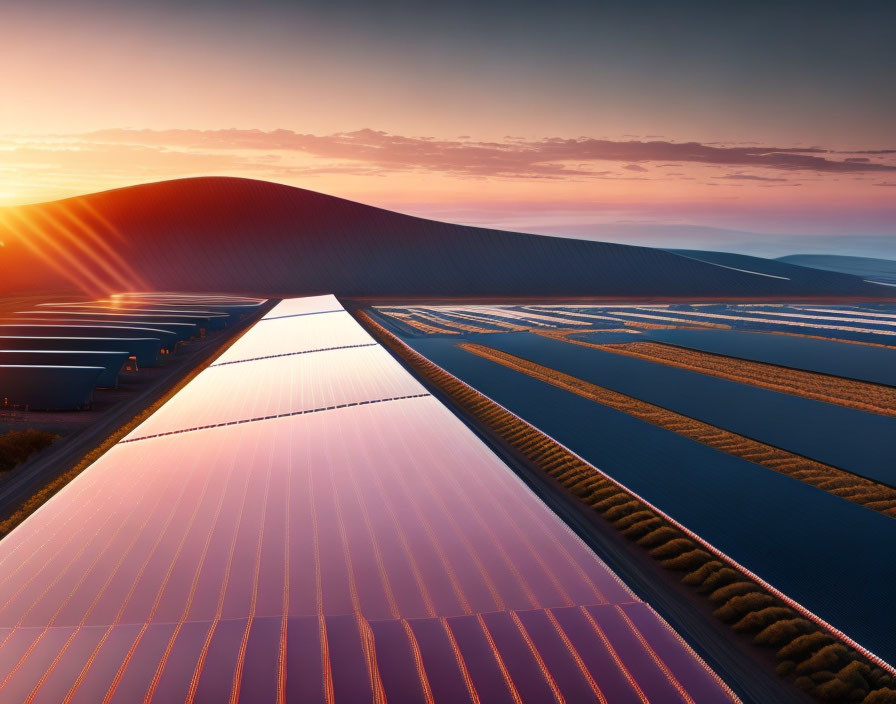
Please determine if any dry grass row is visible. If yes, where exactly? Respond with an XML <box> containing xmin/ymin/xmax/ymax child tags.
<box><xmin>356</xmin><ymin>310</ymin><xmax>896</xmax><ymax>704</ymax></box>
<box><xmin>384</xmin><ymin>311</ymin><xmax>461</xmax><ymax>336</ymax></box>
<box><xmin>766</xmin><ymin>330</ymin><xmax>896</xmax><ymax>352</ymax></box>
<box><xmin>409</xmin><ymin>310</ymin><xmax>496</xmax><ymax>334</ymax></box>
<box><xmin>586</xmin><ymin>340</ymin><xmax>896</xmax><ymax>419</ymax></box>
<box><xmin>461</xmin><ymin>342</ymin><xmax>896</xmax><ymax>519</ymax></box>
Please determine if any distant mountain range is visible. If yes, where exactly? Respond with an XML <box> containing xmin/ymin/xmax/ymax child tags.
<box><xmin>0</xmin><ymin>177</ymin><xmax>890</xmax><ymax>299</ymax></box>
<box><xmin>777</xmin><ymin>254</ymin><xmax>896</xmax><ymax>285</ymax></box>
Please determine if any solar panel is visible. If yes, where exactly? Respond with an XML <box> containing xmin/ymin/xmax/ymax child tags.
<box><xmin>0</xmin><ymin>295</ymin><xmax>735</xmax><ymax>702</ymax></box>
<box><xmin>261</xmin><ymin>294</ymin><xmax>343</xmax><ymax>319</ymax></box>
<box><xmin>212</xmin><ymin>311</ymin><xmax>374</xmax><ymax>365</ymax></box>
<box><xmin>124</xmin><ymin>346</ymin><xmax>428</xmax><ymax>440</ymax></box>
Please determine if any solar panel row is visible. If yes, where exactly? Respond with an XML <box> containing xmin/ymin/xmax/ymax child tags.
<box><xmin>0</xmin><ymin>296</ymin><xmax>737</xmax><ymax>703</ymax></box>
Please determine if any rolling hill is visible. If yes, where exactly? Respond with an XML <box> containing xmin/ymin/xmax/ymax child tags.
<box><xmin>778</xmin><ymin>254</ymin><xmax>896</xmax><ymax>285</ymax></box>
<box><xmin>0</xmin><ymin>177</ymin><xmax>889</xmax><ymax>298</ymax></box>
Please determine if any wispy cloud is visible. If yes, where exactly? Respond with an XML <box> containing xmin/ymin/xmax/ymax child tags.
<box><xmin>59</xmin><ymin>128</ymin><xmax>896</xmax><ymax>179</ymax></box>
<box><xmin>715</xmin><ymin>173</ymin><xmax>790</xmax><ymax>182</ymax></box>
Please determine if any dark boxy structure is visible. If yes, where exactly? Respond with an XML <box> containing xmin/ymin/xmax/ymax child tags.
<box><xmin>0</xmin><ymin>350</ymin><xmax>129</xmax><ymax>388</ymax></box>
<box><xmin>0</xmin><ymin>336</ymin><xmax>161</xmax><ymax>367</ymax></box>
<box><xmin>0</xmin><ymin>364</ymin><xmax>103</xmax><ymax>410</ymax></box>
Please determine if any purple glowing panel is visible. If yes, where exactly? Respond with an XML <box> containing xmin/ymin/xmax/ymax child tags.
<box><xmin>124</xmin><ymin>345</ymin><xmax>426</xmax><ymax>439</ymax></box>
<box><xmin>620</xmin><ymin>602</ymin><xmax>736</xmax><ymax>703</ymax></box>
<box><xmin>5</xmin><ymin>397</ymin><xmax>614</xmax><ymax>629</ymax></box>
<box><xmin>212</xmin><ymin>311</ymin><xmax>373</xmax><ymax>364</ymax></box>
<box><xmin>261</xmin><ymin>294</ymin><xmax>343</xmax><ymax>319</ymax></box>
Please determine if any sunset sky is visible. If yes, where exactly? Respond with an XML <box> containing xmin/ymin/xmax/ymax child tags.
<box><xmin>2</xmin><ymin>0</ymin><xmax>894</xmax><ymax>255</ymax></box>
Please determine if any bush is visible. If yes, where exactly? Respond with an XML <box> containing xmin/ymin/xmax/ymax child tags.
<box><xmin>710</xmin><ymin>581</ymin><xmax>761</xmax><ymax>603</ymax></box>
<box><xmin>604</xmin><ymin>500</ymin><xmax>643</xmax><ymax>521</ymax></box>
<box><xmin>649</xmin><ymin>538</ymin><xmax>694</xmax><ymax>559</ymax></box>
<box><xmin>794</xmin><ymin>676</ymin><xmax>815</xmax><ymax>691</ymax></box>
<box><xmin>595</xmin><ymin>493</ymin><xmax>632</xmax><ymax>511</ymax></box>
<box><xmin>714</xmin><ymin>592</ymin><xmax>775</xmax><ymax>622</ymax></box>
<box><xmin>637</xmin><ymin>526</ymin><xmax>680</xmax><ymax>548</ymax></box>
<box><xmin>622</xmin><ymin>517</ymin><xmax>663</xmax><ymax>538</ymax></box>
<box><xmin>813</xmin><ymin>677</ymin><xmax>853</xmax><ymax>701</ymax></box>
<box><xmin>837</xmin><ymin>661</ymin><xmax>871</xmax><ymax>691</ymax></box>
<box><xmin>779</xmin><ymin>632</ymin><xmax>836</xmax><ymax>661</ymax></box>
<box><xmin>796</xmin><ymin>644</ymin><xmax>850</xmax><ymax>675</ymax></box>
<box><xmin>0</xmin><ymin>429</ymin><xmax>59</xmax><ymax>472</ymax></box>
<box><xmin>682</xmin><ymin>561</ymin><xmax>723</xmax><ymax>586</ymax></box>
<box><xmin>754</xmin><ymin>618</ymin><xmax>814</xmax><ymax>646</ymax></box>
<box><xmin>699</xmin><ymin>567</ymin><xmax>742</xmax><ymax>593</ymax></box>
<box><xmin>864</xmin><ymin>688</ymin><xmax>896</xmax><ymax>704</ymax></box>
<box><xmin>732</xmin><ymin>606</ymin><xmax>794</xmax><ymax>633</ymax></box>
<box><xmin>662</xmin><ymin>549</ymin><xmax>713</xmax><ymax>571</ymax></box>
<box><xmin>614</xmin><ymin>510</ymin><xmax>655</xmax><ymax>530</ymax></box>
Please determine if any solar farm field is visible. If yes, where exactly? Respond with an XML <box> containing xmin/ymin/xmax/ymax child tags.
<box><xmin>368</xmin><ymin>302</ymin><xmax>896</xmax><ymax>667</ymax></box>
<box><xmin>0</xmin><ymin>296</ymin><xmax>737</xmax><ymax>704</ymax></box>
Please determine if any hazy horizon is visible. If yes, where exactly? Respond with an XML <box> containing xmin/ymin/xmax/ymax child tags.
<box><xmin>1</xmin><ymin>0</ymin><xmax>893</xmax><ymax>255</ymax></box>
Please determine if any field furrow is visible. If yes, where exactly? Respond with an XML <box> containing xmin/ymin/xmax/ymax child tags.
<box><xmin>457</xmin><ymin>342</ymin><xmax>896</xmax><ymax>519</ymax></box>
<box><xmin>566</xmin><ymin>339</ymin><xmax>896</xmax><ymax>418</ymax></box>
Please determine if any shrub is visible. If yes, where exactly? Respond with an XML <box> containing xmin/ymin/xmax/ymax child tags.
<box><xmin>649</xmin><ymin>538</ymin><xmax>694</xmax><ymax>559</ymax></box>
<box><xmin>662</xmin><ymin>549</ymin><xmax>713</xmax><ymax>571</ymax></box>
<box><xmin>0</xmin><ymin>429</ymin><xmax>59</xmax><ymax>473</ymax></box>
<box><xmin>594</xmin><ymin>493</ymin><xmax>631</xmax><ymax>511</ymax></box>
<box><xmin>754</xmin><ymin>618</ymin><xmax>814</xmax><ymax>646</ymax></box>
<box><xmin>794</xmin><ymin>676</ymin><xmax>815</xmax><ymax>691</ymax></box>
<box><xmin>837</xmin><ymin>661</ymin><xmax>871</xmax><ymax>691</ymax></box>
<box><xmin>714</xmin><ymin>592</ymin><xmax>775</xmax><ymax>622</ymax></box>
<box><xmin>622</xmin><ymin>517</ymin><xmax>663</xmax><ymax>538</ymax></box>
<box><xmin>709</xmin><ymin>581</ymin><xmax>761</xmax><ymax>603</ymax></box>
<box><xmin>637</xmin><ymin>526</ymin><xmax>680</xmax><ymax>548</ymax></box>
<box><xmin>732</xmin><ymin>606</ymin><xmax>794</xmax><ymax>633</ymax></box>
<box><xmin>682</xmin><ymin>561</ymin><xmax>723</xmax><ymax>586</ymax></box>
<box><xmin>813</xmin><ymin>677</ymin><xmax>853</xmax><ymax>701</ymax></box>
<box><xmin>699</xmin><ymin>567</ymin><xmax>742</xmax><ymax>593</ymax></box>
<box><xmin>796</xmin><ymin>644</ymin><xmax>850</xmax><ymax>675</ymax></box>
<box><xmin>604</xmin><ymin>500</ymin><xmax>643</xmax><ymax>522</ymax></box>
<box><xmin>778</xmin><ymin>632</ymin><xmax>836</xmax><ymax>661</ymax></box>
<box><xmin>614</xmin><ymin>510</ymin><xmax>655</xmax><ymax>530</ymax></box>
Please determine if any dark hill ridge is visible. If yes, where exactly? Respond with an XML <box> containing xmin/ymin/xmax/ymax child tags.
<box><xmin>0</xmin><ymin>177</ymin><xmax>887</xmax><ymax>298</ymax></box>
<box><xmin>777</xmin><ymin>254</ymin><xmax>896</xmax><ymax>285</ymax></box>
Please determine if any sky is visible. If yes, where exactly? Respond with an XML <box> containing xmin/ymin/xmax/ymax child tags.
<box><xmin>1</xmin><ymin>0</ymin><xmax>894</xmax><ymax>255</ymax></box>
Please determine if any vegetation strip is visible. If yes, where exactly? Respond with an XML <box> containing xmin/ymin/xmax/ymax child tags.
<box><xmin>459</xmin><ymin>342</ymin><xmax>896</xmax><ymax>518</ymax></box>
<box><xmin>568</xmin><ymin>338</ymin><xmax>896</xmax><ymax>418</ymax></box>
<box><xmin>356</xmin><ymin>311</ymin><xmax>896</xmax><ymax>704</ymax></box>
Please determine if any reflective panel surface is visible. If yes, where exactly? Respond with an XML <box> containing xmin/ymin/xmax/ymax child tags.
<box><xmin>0</xmin><ymin>295</ymin><xmax>735</xmax><ymax>703</ymax></box>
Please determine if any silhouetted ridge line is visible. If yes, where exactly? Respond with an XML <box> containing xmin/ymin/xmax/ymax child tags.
<box><xmin>0</xmin><ymin>177</ymin><xmax>888</xmax><ymax>298</ymax></box>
